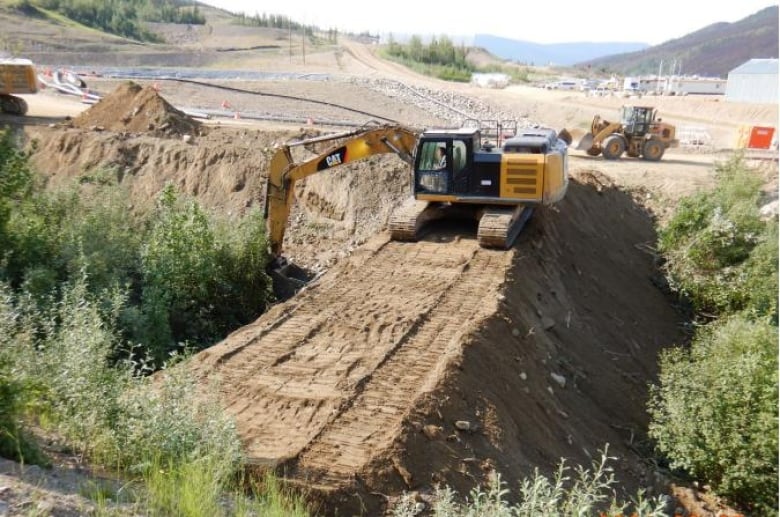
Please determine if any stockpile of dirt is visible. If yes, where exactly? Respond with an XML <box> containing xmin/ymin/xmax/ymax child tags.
<box><xmin>71</xmin><ymin>81</ymin><xmax>201</xmax><ymax>137</ymax></box>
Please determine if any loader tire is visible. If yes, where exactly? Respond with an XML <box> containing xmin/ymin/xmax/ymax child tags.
<box><xmin>601</xmin><ymin>135</ymin><xmax>625</xmax><ymax>160</ymax></box>
<box><xmin>642</xmin><ymin>139</ymin><xmax>665</xmax><ymax>161</ymax></box>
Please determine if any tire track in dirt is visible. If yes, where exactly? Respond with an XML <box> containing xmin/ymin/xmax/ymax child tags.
<box><xmin>190</xmin><ymin>232</ymin><xmax>510</xmax><ymax>485</ymax></box>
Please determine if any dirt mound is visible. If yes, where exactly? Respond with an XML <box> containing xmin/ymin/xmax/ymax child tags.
<box><xmin>71</xmin><ymin>81</ymin><xmax>201</xmax><ymax>137</ymax></box>
<box><xmin>379</xmin><ymin>170</ymin><xmax>685</xmax><ymax>510</ymax></box>
<box><xmin>185</xmin><ymin>168</ymin><xmax>685</xmax><ymax>515</ymax></box>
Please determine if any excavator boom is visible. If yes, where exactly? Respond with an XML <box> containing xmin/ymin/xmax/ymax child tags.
<box><xmin>264</xmin><ymin>124</ymin><xmax>418</xmax><ymax>255</ymax></box>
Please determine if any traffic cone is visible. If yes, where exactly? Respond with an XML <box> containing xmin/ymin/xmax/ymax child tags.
<box><xmin>306</xmin><ymin>117</ymin><xmax>314</xmax><ymax>126</ymax></box>
<box><xmin>234</xmin><ymin>111</ymin><xmax>241</xmax><ymax>120</ymax></box>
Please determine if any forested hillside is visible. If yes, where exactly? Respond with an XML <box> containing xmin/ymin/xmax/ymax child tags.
<box><xmin>7</xmin><ymin>0</ymin><xmax>205</xmax><ymax>41</ymax></box>
<box><xmin>579</xmin><ymin>5</ymin><xmax>779</xmax><ymax>77</ymax></box>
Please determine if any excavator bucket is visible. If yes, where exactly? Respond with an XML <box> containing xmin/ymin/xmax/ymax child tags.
<box><xmin>576</xmin><ymin>133</ymin><xmax>594</xmax><ymax>151</ymax></box>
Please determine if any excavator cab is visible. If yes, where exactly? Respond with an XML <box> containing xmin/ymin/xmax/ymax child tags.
<box><xmin>412</xmin><ymin>123</ymin><xmax>568</xmax><ymax>202</ymax></box>
<box><xmin>390</xmin><ymin>122</ymin><xmax>570</xmax><ymax>248</ymax></box>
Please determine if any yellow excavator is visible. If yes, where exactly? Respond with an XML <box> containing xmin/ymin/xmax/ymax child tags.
<box><xmin>264</xmin><ymin>120</ymin><xmax>571</xmax><ymax>257</ymax></box>
<box><xmin>0</xmin><ymin>58</ymin><xmax>38</xmax><ymax>115</ymax></box>
<box><xmin>575</xmin><ymin>105</ymin><xmax>678</xmax><ymax>161</ymax></box>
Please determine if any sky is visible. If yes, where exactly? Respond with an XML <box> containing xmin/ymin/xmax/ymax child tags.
<box><xmin>200</xmin><ymin>0</ymin><xmax>777</xmax><ymax>45</ymax></box>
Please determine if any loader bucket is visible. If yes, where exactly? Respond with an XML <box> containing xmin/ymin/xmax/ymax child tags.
<box><xmin>576</xmin><ymin>133</ymin><xmax>594</xmax><ymax>151</ymax></box>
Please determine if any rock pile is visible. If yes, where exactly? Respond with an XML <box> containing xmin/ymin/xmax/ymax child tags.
<box><xmin>350</xmin><ymin>77</ymin><xmax>529</xmax><ymax>125</ymax></box>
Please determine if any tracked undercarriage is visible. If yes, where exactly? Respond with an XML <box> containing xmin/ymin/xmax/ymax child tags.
<box><xmin>389</xmin><ymin>200</ymin><xmax>534</xmax><ymax>249</ymax></box>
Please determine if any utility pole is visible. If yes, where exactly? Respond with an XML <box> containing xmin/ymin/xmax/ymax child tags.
<box><xmin>289</xmin><ymin>19</ymin><xmax>292</xmax><ymax>63</ymax></box>
<box><xmin>302</xmin><ymin>25</ymin><xmax>306</xmax><ymax>65</ymax></box>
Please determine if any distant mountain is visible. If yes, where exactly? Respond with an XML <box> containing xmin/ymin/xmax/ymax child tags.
<box><xmin>472</xmin><ymin>34</ymin><xmax>648</xmax><ymax>66</ymax></box>
<box><xmin>578</xmin><ymin>6</ymin><xmax>779</xmax><ymax>77</ymax></box>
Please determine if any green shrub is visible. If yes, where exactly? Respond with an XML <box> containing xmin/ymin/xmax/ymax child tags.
<box><xmin>0</xmin><ymin>129</ymin><xmax>34</xmax><ymax>260</ymax></box>
<box><xmin>651</xmin><ymin>154</ymin><xmax>778</xmax><ymax>513</ymax></box>
<box><xmin>658</xmin><ymin>155</ymin><xmax>775</xmax><ymax>318</ymax></box>
<box><xmin>648</xmin><ymin>315</ymin><xmax>778</xmax><ymax>513</ymax></box>
<box><xmin>2</xmin><ymin>274</ymin><xmax>304</xmax><ymax>515</ymax></box>
<box><xmin>6</xmin><ymin>275</ymin><xmax>241</xmax><ymax>467</ymax></box>
<box><xmin>140</xmin><ymin>185</ymin><xmax>273</xmax><ymax>361</ymax></box>
<box><xmin>392</xmin><ymin>447</ymin><xmax>667</xmax><ymax>516</ymax></box>
<box><xmin>0</xmin><ymin>284</ymin><xmax>46</xmax><ymax>464</ymax></box>
<box><xmin>212</xmin><ymin>207</ymin><xmax>274</xmax><ymax>329</ymax></box>
<box><xmin>3</xmin><ymin>133</ymin><xmax>274</xmax><ymax>363</ymax></box>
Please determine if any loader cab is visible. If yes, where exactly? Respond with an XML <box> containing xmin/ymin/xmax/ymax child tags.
<box><xmin>620</xmin><ymin>105</ymin><xmax>655</xmax><ymax>137</ymax></box>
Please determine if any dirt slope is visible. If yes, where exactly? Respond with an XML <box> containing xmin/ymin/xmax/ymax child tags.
<box><xmin>190</xmin><ymin>233</ymin><xmax>509</xmax><ymax>474</ymax></box>
<box><xmin>183</xmin><ymin>168</ymin><xmax>684</xmax><ymax>515</ymax></box>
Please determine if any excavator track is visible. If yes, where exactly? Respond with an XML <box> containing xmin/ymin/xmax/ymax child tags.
<box><xmin>388</xmin><ymin>200</ymin><xmax>444</xmax><ymax>241</ymax></box>
<box><xmin>477</xmin><ymin>205</ymin><xmax>533</xmax><ymax>249</ymax></box>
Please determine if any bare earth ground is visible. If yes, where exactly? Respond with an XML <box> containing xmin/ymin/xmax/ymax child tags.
<box><xmin>0</xmin><ymin>21</ymin><xmax>778</xmax><ymax>517</ymax></box>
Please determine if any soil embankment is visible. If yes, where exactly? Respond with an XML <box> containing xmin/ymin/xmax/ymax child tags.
<box><xmin>16</xmin><ymin>78</ymin><xmax>696</xmax><ymax>517</ymax></box>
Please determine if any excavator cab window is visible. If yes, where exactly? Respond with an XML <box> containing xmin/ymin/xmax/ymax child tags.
<box><xmin>416</xmin><ymin>141</ymin><xmax>450</xmax><ymax>193</ymax></box>
<box><xmin>415</xmin><ymin>139</ymin><xmax>471</xmax><ymax>195</ymax></box>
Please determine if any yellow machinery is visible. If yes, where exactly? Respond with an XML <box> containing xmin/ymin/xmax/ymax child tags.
<box><xmin>0</xmin><ymin>58</ymin><xmax>38</xmax><ymax>115</ymax></box>
<box><xmin>265</xmin><ymin>121</ymin><xmax>570</xmax><ymax>256</ymax></box>
<box><xmin>576</xmin><ymin>105</ymin><xmax>678</xmax><ymax>161</ymax></box>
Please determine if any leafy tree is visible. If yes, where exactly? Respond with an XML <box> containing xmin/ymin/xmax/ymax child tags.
<box><xmin>140</xmin><ymin>185</ymin><xmax>273</xmax><ymax>361</ymax></box>
<box><xmin>383</xmin><ymin>34</ymin><xmax>475</xmax><ymax>82</ymax></box>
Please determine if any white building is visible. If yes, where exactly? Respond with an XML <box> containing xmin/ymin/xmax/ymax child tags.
<box><xmin>725</xmin><ymin>59</ymin><xmax>779</xmax><ymax>104</ymax></box>
<box><xmin>470</xmin><ymin>73</ymin><xmax>510</xmax><ymax>89</ymax></box>
<box><xmin>638</xmin><ymin>76</ymin><xmax>726</xmax><ymax>95</ymax></box>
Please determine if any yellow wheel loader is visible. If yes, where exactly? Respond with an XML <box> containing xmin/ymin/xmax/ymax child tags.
<box><xmin>264</xmin><ymin>120</ymin><xmax>571</xmax><ymax>258</ymax></box>
<box><xmin>0</xmin><ymin>58</ymin><xmax>38</xmax><ymax>116</ymax></box>
<box><xmin>575</xmin><ymin>105</ymin><xmax>678</xmax><ymax>161</ymax></box>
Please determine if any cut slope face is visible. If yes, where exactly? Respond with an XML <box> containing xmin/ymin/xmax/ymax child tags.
<box><xmin>189</xmin><ymin>170</ymin><xmax>685</xmax><ymax>515</ymax></box>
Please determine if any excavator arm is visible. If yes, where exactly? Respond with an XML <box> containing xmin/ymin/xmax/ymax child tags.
<box><xmin>264</xmin><ymin>124</ymin><xmax>419</xmax><ymax>256</ymax></box>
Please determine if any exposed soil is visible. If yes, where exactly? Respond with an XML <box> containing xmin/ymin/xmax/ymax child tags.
<box><xmin>71</xmin><ymin>81</ymin><xmax>201</xmax><ymax>137</ymax></box>
<box><xmin>0</xmin><ymin>13</ymin><xmax>776</xmax><ymax>516</ymax></box>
